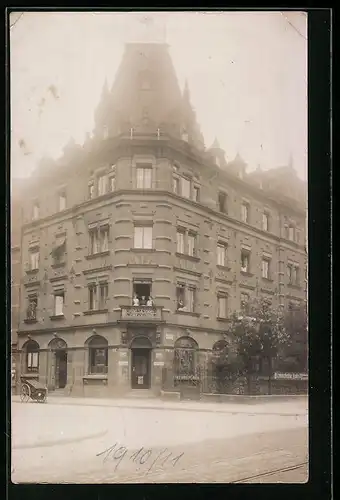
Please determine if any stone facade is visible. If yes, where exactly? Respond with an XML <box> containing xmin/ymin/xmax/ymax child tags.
<box><xmin>14</xmin><ymin>42</ymin><xmax>307</xmax><ymax>397</ymax></box>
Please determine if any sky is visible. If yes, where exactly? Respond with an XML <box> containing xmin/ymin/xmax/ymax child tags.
<box><xmin>10</xmin><ymin>11</ymin><xmax>308</xmax><ymax>181</ymax></box>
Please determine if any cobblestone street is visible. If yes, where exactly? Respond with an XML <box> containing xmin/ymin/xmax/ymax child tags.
<box><xmin>11</xmin><ymin>397</ymin><xmax>308</xmax><ymax>483</ymax></box>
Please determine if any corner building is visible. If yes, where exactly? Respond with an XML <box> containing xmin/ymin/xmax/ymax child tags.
<box><xmin>17</xmin><ymin>42</ymin><xmax>307</xmax><ymax>397</ymax></box>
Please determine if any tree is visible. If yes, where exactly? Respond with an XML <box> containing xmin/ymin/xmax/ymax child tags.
<box><xmin>279</xmin><ymin>302</ymin><xmax>308</xmax><ymax>373</ymax></box>
<box><xmin>227</xmin><ymin>297</ymin><xmax>291</xmax><ymax>394</ymax></box>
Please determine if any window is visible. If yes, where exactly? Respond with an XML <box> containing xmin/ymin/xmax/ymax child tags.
<box><xmin>218</xmin><ymin>192</ymin><xmax>227</xmax><ymax>213</ymax></box>
<box><xmin>217</xmin><ymin>295</ymin><xmax>228</xmax><ymax>318</ymax></box>
<box><xmin>187</xmin><ymin>233</ymin><xmax>196</xmax><ymax>257</ymax></box>
<box><xmin>217</xmin><ymin>243</ymin><xmax>228</xmax><ymax>267</ymax></box>
<box><xmin>287</xmin><ymin>264</ymin><xmax>300</xmax><ymax>286</ymax></box>
<box><xmin>262</xmin><ymin>258</ymin><xmax>270</xmax><ymax>279</ymax></box>
<box><xmin>133</xmin><ymin>280</ymin><xmax>152</xmax><ymax>305</ymax></box>
<box><xmin>54</xmin><ymin>291</ymin><xmax>65</xmax><ymax>316</ymax></box>
<box><xmin>193</xmin><ymin>186</ymin><xmax>200</xmax><ymax>202</ymax></box>
<box><xmin>26</xmin><ymin>295</ymin><xmax>38</xmax><ymax>320</ymax></box>
<box><xmin>88</xmin><ymin>282</ymin><xmax>108</xmax><ymax>311</ymax></box>
<box><xmin>58</xmin><ymin>191</ymin><xmax>67</xmax><ymax>211</ymax></box>
<box><xmin>24</xmin><ymin>340</ymin><xmax>39</xmax><ymax>373</ymax></box>
<box><xmin>136</xmin><ymin>166</ymin><xmax>152</xmax><ymax>189</ymax></box>
<box><xmin>215</xmin><ymin>156</ymin><xmax>221</xmax><ymax>168</ymax></box>
<box><xmin>186</xmin><ymin>287</ymin><xmax>195</xmax><ymax>312</ymax></box>
<box><xmin>181</xmin><ymin>177</ymin><xmax>191</xmax><ymax>199</ymax></box>
<box><xmin>176</xmin><ymin>229</ymin><xmax>197</xmax><ymax>256</ymax></box>
<box><xmin>88</xmin><ymin>335</ymin><xmax>108</xmax><ymax>374</ymax></box>
<box><xmin>29</xmin><ymin>250</ymin><xmax>40</xmax><ymax>270</ymax></box>
<box><xmin>89</xmin><ymin>225</ymin><xmax>109</xmax><ymax>254</ymax></box>
<box><xmin>134</xmin><ymin>225</ymin><xmax>152</xmax><ymax>249</ymax></box>
<box><xmin>89</xmin><ymin>284</ymin><xmax>97</xmax><ymax>310</ymax></box>
<box><xmin>241</xmin><ymin>250</ymin><xmax>250</xmax><ymax>273</ymax></box>
<box><xmin>173</xmin><ymin>177</ymin><xmax>179</xmax><ymax>194</ymax></box>
<box><xmin>99</xmin><ymin>283</ymin><xmax>108</xmax><ymax>309</ymax></box>
<box><xmin>32</xmin><ymin>202</ymin><xmax>39</xmax><ymax>221</ymax></box>
<box><xmin>177</xmin><ymin>230</ymin><xmax>185</xmax><ymax>254</ymax></box>
<box><xmin>98</xmin><ymin>175</ymin><xmax>108</xmax><ymax>196</ymax></box>
<box><xmin>262</xmin><ymin>212</ymin><xmax>269</xmax><ymax>231</ymax></box>
<box><xmin>176</xmin><ymin>284</ymin><xmax>196</xmax><ymax>312</ymax></box>
<box><xmin>240</xmin><ymin>293</ymin><xmax>250</xmax><ymax>314</ymax></box>
<box><xmin>176</xmin><ymin>284</ymin><xmax>185</xmax><ymax>310</ymax></box>
<box><xmin>241</xmin><ymin>202</ymin><xmax>249</xmax><ymax>223</ymax></box>
<box><xmin>51</xmin><ymin>237</ymin><xmax>66</xmax><ymax>265</ymax></box>
<box><xmin>296</xmin><ymin>229</ymin><xmax>300</xmax><ymax>244</ymax></box>
<box><xmin>174</xmin><ymin>337</ymin><xmax>198</xmax><ymax>379</ymax></box>
<box><xmin>288</xmin><ymin>225</ymin><xmax>295</xmax><ymax>241</ymax></box>
<box><xmin>284</xmin><ymin>225</ymin><xmax>289</xmax><ymax>239</ymax></box>
<box><xmin>88</xmin><ymin>182</ymin><xmax>95</xmax><ymax>199</ymax></box>
<box><xmin>109</xmin><ymin>176</ymin><xmax>115</xmax><ymax>192</ymax></box>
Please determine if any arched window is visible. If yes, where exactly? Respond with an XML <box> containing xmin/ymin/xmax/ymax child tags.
<box><xmin>174</xmin><ymin>336</ymin><xmax>198</xmax><ymax>378</ymax></box>
<box><xmin>23</xmin><ymin>340</ymin><xmax>40</xmax><ymax>373</ymax></box>
<box><xmin>87</xmin><ymin>335</ymin><xmax>108</xmax><ymax>374</ymax></box>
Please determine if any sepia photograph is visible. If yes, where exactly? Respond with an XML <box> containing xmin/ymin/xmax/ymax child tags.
<box><xmin>10</xmin><ymin>10</ymin><xmax>308</xmax><ymax>484</ymax></box>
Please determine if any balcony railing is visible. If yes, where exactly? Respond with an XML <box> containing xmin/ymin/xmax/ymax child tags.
<box><xmin>120</xmin><ymin>305</ymin><xmax>163</xmax><ymax>322</ymax></box>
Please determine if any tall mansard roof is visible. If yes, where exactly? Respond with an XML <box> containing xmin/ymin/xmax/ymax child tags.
<box><xmin>92</xmin><ymin>42</ymin><xmax>205</xmax><ymax>151</ymax></box>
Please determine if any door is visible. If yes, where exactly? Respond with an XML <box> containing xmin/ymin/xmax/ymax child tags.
<box><xmin>131</xmin><ymin>349</ymin><xmax>150</xmax><ymax>389</ymax></box>
<box><xmin>55</xmin><ymin>351</ymin><xmax>68</xmax><ymax>389</ymax></box>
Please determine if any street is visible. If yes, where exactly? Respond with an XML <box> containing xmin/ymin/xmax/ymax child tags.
<box><xmin>11</xmin><ymin>397</ymin><xmax>308</xmax><ymax>483</ymax></box>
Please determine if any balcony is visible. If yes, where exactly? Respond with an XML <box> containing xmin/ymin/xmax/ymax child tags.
<box><xmin>119</xmin><ymin>305</ymin><xmax>164</xmax><ymax>322</ymax></box>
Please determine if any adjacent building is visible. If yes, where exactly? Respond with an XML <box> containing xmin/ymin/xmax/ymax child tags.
<box><xmin>15</xmin><ymin>41</ymin><xmax>307</xmax><ymax>397</ymax></box>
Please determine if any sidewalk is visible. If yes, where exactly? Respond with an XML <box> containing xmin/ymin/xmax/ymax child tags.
<box><xmin>11</xmin><ymin>394</ymin><xmax>308</xmax><ymax>416</ymax></box>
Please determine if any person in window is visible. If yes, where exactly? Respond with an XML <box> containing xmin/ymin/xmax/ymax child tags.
<box><xmin>133</xmin><ymin>295</ymin><xmax>139</xmax><ymax>306</ymax></box>
<box><xmin>140</xmin><ymin>295</ymin><xmax>146</xmax><ymax>306</ymax></box>
<box><xmin>146</xmin><ymin>296</ymin><xmax>153</xmax><ymax>307</ymax></box>
<box><xmin>177</xmin><ymin>299</ymin><xmax>185</xmax><ymax>311</ymax></box>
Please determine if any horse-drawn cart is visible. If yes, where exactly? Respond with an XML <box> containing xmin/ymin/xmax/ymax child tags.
<box><xmin>20</xmin><ymin>377</ymin><xmax>47</xmax><ymax>403</ymax></box>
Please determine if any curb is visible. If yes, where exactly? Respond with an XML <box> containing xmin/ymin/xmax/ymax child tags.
<box><xmin>11</xmin><ymin>398</ymin><xmax>307</xmax><ymax>417</ymax></box>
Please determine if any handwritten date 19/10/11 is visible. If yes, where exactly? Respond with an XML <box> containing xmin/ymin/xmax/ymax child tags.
<box><xmin>96</xmin><ymin>443</ymin><xmax>184</xmax><ymax>473</ymax></box>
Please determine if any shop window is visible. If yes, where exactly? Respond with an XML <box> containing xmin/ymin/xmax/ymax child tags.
<box><xmin>88</xmin><ymin>335</ymin><xmax>108</xmax><ymax>374</ymax></box>
<box><xmin>23</xmin><ymin>340</ymin><xmax>39</xmax><ymax>373</ymax></box>
<box><xmin>174</xmin><ymin>336</ymin><xmax>198</xmax><ymax>380</ymax></box>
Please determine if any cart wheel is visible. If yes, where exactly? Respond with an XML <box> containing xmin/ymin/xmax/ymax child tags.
<box><xmin>20</xmin><ymin>383</ymin><xmax>30</xmax><ymax>403</ymax></box>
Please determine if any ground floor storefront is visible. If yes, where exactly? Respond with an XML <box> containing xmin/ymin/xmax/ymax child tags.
<box><xmin>16</xmin><ymin>324</ymin><xmax>307</xmax><ymax>398</ymax></box>
<box><xmin>16</xmin><ymin>325</ymin><xmax>225</xmax><ymax>398</ymax></box>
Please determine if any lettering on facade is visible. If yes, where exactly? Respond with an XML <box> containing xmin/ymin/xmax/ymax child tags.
<box><xmin>274</xmin><ymin>372</ymin><xmax>308</xmax><ymax>381</ymax></box>
<box><xmin>122</xmin><ymin>307</ymin><xmax>158</xmax><ymax>318</ymax></box>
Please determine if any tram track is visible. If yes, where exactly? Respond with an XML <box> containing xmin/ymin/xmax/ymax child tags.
<box><xmin>230</xmin><ymin>461</ymin><xmax>308</xmax><ymax>483</ymax></box>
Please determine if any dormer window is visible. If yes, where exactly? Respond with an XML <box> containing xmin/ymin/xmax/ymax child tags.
<box><xmin>32</xmin><ymin>202</ymin><xmax>39</xmax><ymax>221</ymax></box>
<box><xmin>181</xmin><ymin>177</ymin><xmax>191</xmax><ymax>199</ymax></box>
<box><xmin>58</xmin><ymin>191</ymin><xmax>67</xmax><ymax>212</ymax></box>
<box><xmin>241</xmin><ymin>202</ymin><xmax>250</xmax><ymax>224</ymax></box>
<box><xmin>218</xmin><ymin>192</ymin><xmax>227</xmax><ymax>213</ymax></box>
<box><xmin>88</xmin><ymin>181</ymin><xmax>95</xmax><ymax>200</ymax></box>
<box><xmin>98</xmin><ymin>175</ymin><xmax>108</xmax><ymax>196</ymax></box>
